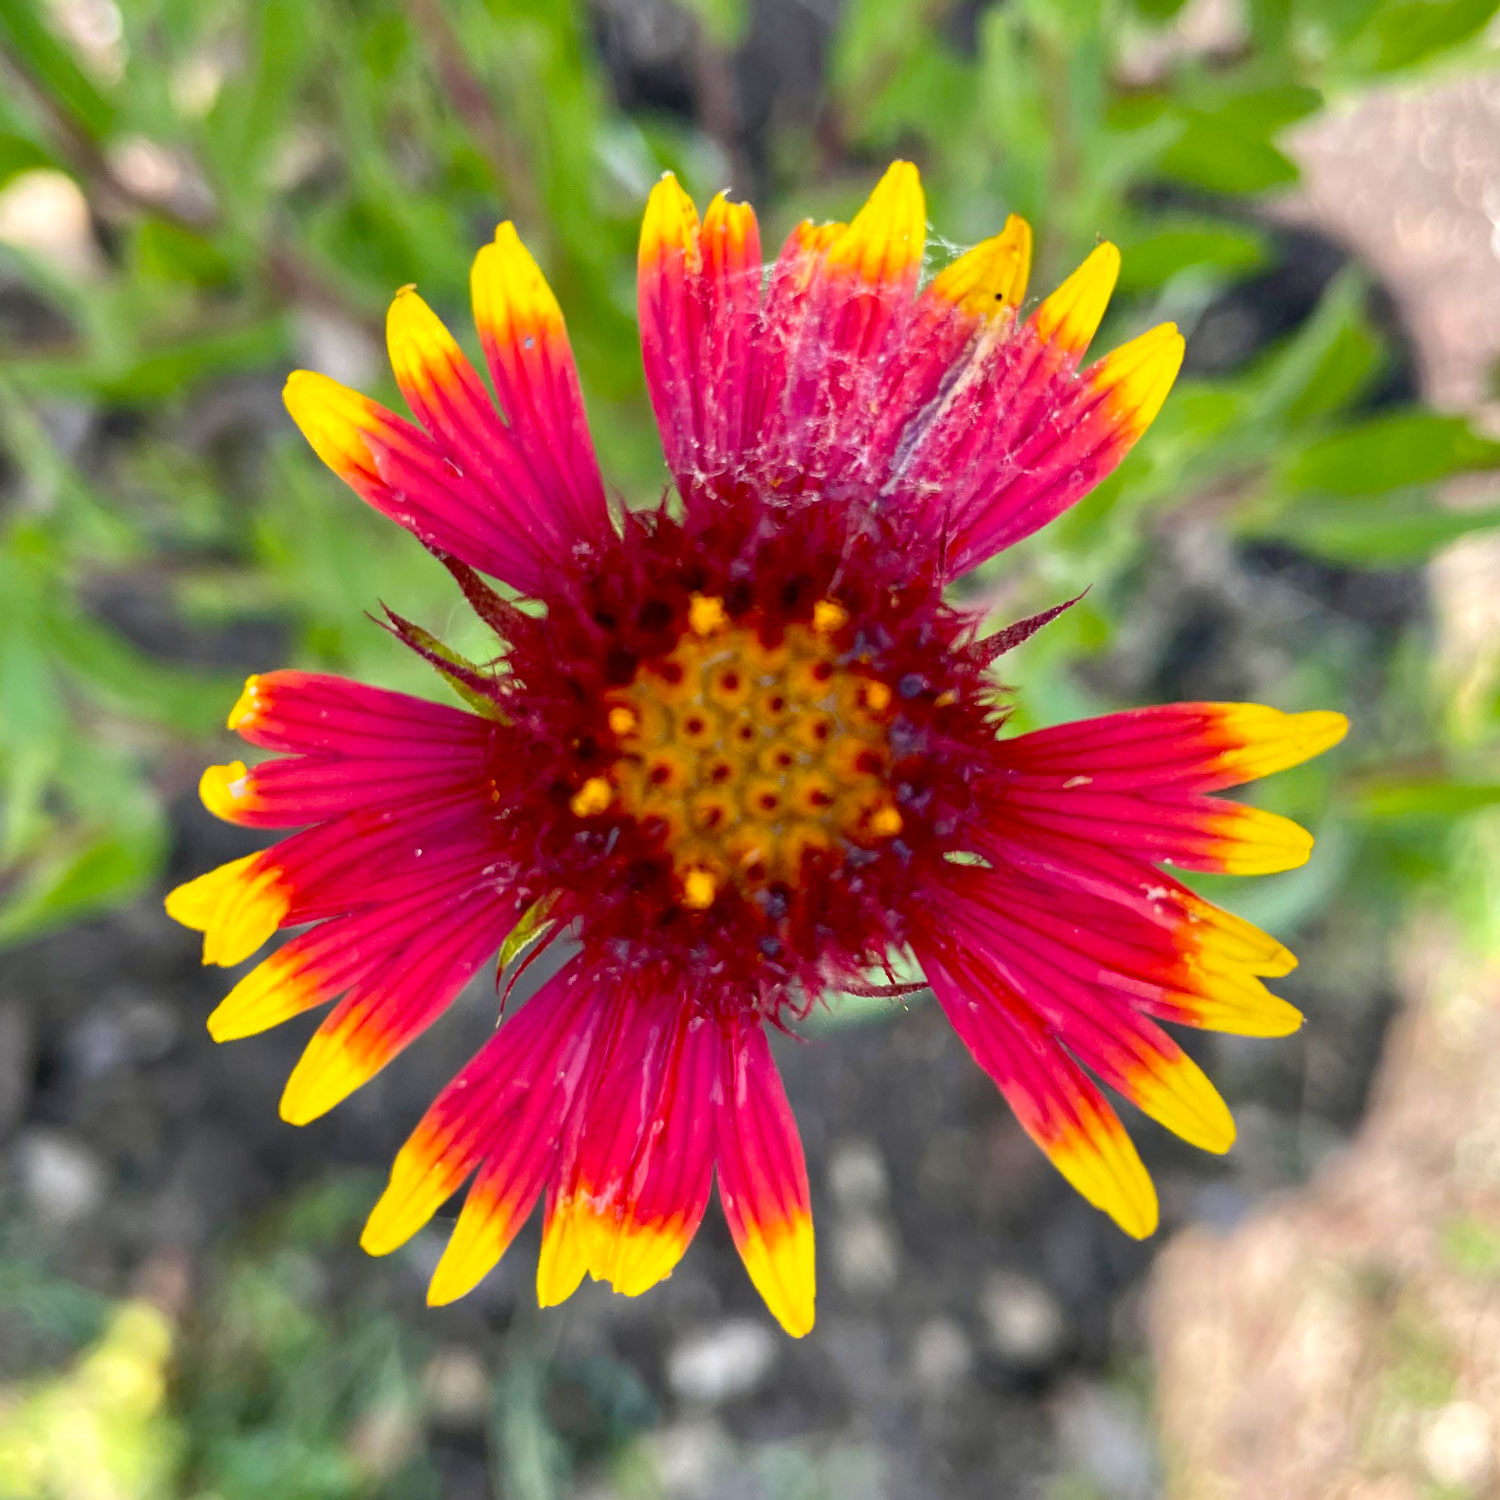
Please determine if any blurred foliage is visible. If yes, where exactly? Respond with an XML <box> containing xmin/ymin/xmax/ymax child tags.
<box><xmin>1</xmin><ymin>0</ymin><xmax>1500</xmax><ymax>1478</ymax></box>
<box><xmin>0</xmin><ymin>0</ymin><xmax>1496</xmax><ymax>945</ymax></box>
<box><xmin>0</xmin><ymin>1297</ymin><xmax>178</xmax><ymax>1500</ymax></box>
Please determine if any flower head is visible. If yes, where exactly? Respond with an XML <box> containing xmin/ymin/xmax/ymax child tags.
<box><xmin>168</xmin><ymin>162</ymin><xmax>1346</xmax><ymax>1336</ymax></box>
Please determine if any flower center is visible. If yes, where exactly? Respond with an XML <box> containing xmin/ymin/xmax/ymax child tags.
<box><xmin>569</xmin><ymin>594</ymin><xmax>904</xmax><ymax>910</ymax></box>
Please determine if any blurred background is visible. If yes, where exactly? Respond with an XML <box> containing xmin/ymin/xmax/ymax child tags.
<box><xmin>1</xmin><ymin>0</ymin><xmax>1500</xmax><ymax>1496</ymax></box>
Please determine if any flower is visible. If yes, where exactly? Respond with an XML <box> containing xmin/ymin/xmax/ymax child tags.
<box><xmin>167</xmin><ymin>161</ymin><xmax>1346</xmax><ymax>1337</ymax></box>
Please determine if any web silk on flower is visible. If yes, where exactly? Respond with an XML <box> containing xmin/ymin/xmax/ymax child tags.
<box><xmin>167</xmin><ymin>162</ymin><xmax>1347</xmax><ymax>1337</ymax></box>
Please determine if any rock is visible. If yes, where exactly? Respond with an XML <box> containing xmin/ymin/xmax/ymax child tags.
<box><xmin>346</xmin><ymin>1393</ymin><xmax>422</xmax><ymax>1479</ymax></box>
<box><xmin>667</xmin><ymin>1319</ymin><xmax>779</xmax><ymax>1405</ymax></box>
<box><xmin>0</xmin><ymin>999</ymin><xmax>33</xmax><ymax>1138</ymax></box>
<box><xmin>293</xmin><ymin>308</ymin><xmax>381</xmax><ymax>391</ymax></box>
<box><xmin>16</xmin><ymin>1128</ymin><xmax>107</xmax><ymax>1228</ymax></box>
<box><xmin>1053</xmin><ymin>1380</ymin><xmax>1159</xmax><ymax>1500</ymax></box>
<box><xmin>422</xmin><ymin>1346</ymin><xmax>492</xmax><ymax>1429</ymax></box>
<box><xmin>642</xmin><ymin>1417</ymin><xmax>735</xmax><ymax>1494</ymax></box>
<box><xmin>66</xmin><ymin>994</ymin><xmax>179</xmax><ymax>1081</ymax></box>
<box><xmin>0</xmin><ymin>169</ymin><xmax>101</xmax><ymax>279</ymax></box>
<box><xmin>832</xmin><ymin>1214</ymin><xmax>900</xmax><ymax>1297</ymax></box>
<box><xmin>981</xmin><ymin>1269</ymin><xmax>1067</xmax><ymax>1368</ymax></box>
<box><xmin>909</xmin><ymin>1317</ymin><xmax>975</xmax><ymax>1398</ymax></box>
<box><xmin>1420</xmin><ymin>1401</ymin><xmax>1493</xmax><ymax>1490</ymax></box>
<box><xmin>827</xmin><ymin>1137</ymin><xmax>890</xmax><ymax>1213</ymax></box>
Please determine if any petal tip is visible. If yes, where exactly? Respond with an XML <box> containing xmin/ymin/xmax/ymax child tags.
<box><xmin>282</xmin><ymin>369</ymin><xmax>383</xmax><ymax>482</ymax></box>
<box><xmin>827</xmin><ymin>159</ymin><xmax>926</xmax><ymax>282</ymax></box>
<box><xmin>1034</xmin><ymin>241</ymin><xmax>1121</xmax><ymax>356</ymax></box>
<box><xmin>226</xmin><ymin>674</ymin><xmax>261</xmax><ymax>732</ymax></box>
<box><xmin>279</xmin><ymin>1036</ymin><xmax>368</xmax><ymax>1126</ymax></box>
<box><xmin>359</xmin><ymin>1213</ymin><xmax>403</xmax><ymax>1259</ymax></box>
<box><xmin>930</xmin><ymin>214</ymin><xmax>1034</xmax><ymax>318</ymax></box>
<box><xmin>1091</xmin><ymin>321</ymin><xmax>1185</xmax><ymax>438</ymax></box>
<box><xmin>1297</xmin><ymin>709</ymin><xmax>1350</xmax><ymax>756</ymax></box>
<box><xmin>640</xmin><ymin>172</ymin><xmax>701</xmax><ymax>270</ymax></box>
<box><xmin>198</xmin><ymin>760</ymin><xmax>251</xmax><ymax>823</ymax></box>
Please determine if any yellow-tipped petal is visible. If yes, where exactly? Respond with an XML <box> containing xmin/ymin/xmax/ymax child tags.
<box><xmin>1210</xmin><ymin>706</ymin><xmax>1350</xmax><ymax>782</ymax></box>
<box><xmin>198</xmin><ymin>761</ymin><xmax>253</xmax><ymax>823</ymax></box>
<box><xmin>736</xmin><ymin>1210</ymin><xmax>816</xmax><ymax>1337</ymax></box>
<box><xmin>360</xmin><ymin>1129</ymin><xmax>459</xmax><ymax>1257</ymax></box>
<box><xmin>1089</xmin><ymin>322</ymin><xmax>1185</xmax><ymax>439</ymax></box>
<box><xmin>1177</xmin><ymin>963</ymin><xmax>1305</xmax><ymax>1038</ymax></box>
<box><xmin>471</xmin><ymin>222</ymin><xmax>565</xmax><ymax>349</ymax></box>
<box><xmin>1127</xmin><ymin>1053</ymin><xmax>1236</xmax><ymax>1154</ymax></box>
<box><xmin>164</xmin><ymin>853</ymin><xmax>257</xmax><ymax>931</ymax></box>
<box><xmin>608</xmin><ymin>1220</ymin><xmax>695</xmax><ymax>1298</ymax></box>
<box><xmin>535</xmin><ymin>1202</ymin><xmax>590</xmax><ymax>1308</ymax></box>
<box><xmin>1048</xmin><ymin>1117</ymin><xmax>1158</xmax><ymax>1239</ymax></box>
<box><xmin>427</xmin><ymin>1236</ymin><xmax>502</xmax><ymax>1307</ymax></box>
<box><xmin>639</xmin><ymin>171</ymin><xmax>701</xmax><ymax>269</ymax></box>
<box><xmin>283</xmin><ymin>369</ymin><xmax>387</xmax><ymax>483</ymax></box>
<box><xmin>826</xmin><ymin>160</ymin><xmax>926</xmax><ymax>282</ymax></box>
<box><xmin>1033</xmin><ymin>242</ymin><xmax>1121</xmax><ymax>355</ymax></box>
<box><xmin>164</xmin><ymin>854</ymin><xmax>288</xmax><ymax>967</ymax></box>
<box><xmin>227</xmin><ymin>674</ymin><xmax>262</xmax><ymax>732</ymax></box>
<box><xmin>700</xmin><ymin>192</ymin><xmax>757</xmax><ymax>263</ymax></box>
<box><xmin>1185</xmin><ymin>897</ymin><xmax>1298</xmax><ymax>978</ymax></box>
<box><xmin>930</xmin><ymin>214</ymin><xmax>1033</xmax><ymax>317</ymax></box>
<box><xmin>1207</xmin><ymin>805</ymin><xmax>1316</xmax><ymax>875</ymax></box>
<box><xmin>279</xmin><ymin>1026</ymin><xmax>377</xmax><ymax>1125</ymax></box>
<box><xmin>426</xmin><ymin>1185</ymin><xmax>533</xmax><ymax>1306</ymax></box>
<box><xmin>207</xmin><ymin>950</ymin><xmax>324</xmax><ymax>1042</ymax></box>
<box><xmin>386</xmin><ymin>284</ymin><xmax>470</xmax><ymax>402</ymax></box>
<box><xmin>794</xmin><ymin>219</ymin><xmax>845</xmax><ymax>258</ymax></box>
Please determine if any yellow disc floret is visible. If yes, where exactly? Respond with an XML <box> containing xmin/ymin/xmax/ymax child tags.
<box><xmin>574</xmin><ymin>596</ymin><xmax>903</xmax><ymax>909</ymax></box>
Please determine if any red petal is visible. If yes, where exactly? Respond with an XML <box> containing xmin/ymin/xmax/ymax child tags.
<box><xmin>282</xmin><ymin>370</ymin><xmax>555</xmax><ymax>594</ymax></box>
<box><xmin>470</xmin><ymin>224</ymin><xmax>610</xmax><ymax>551</ymax></box>
<box><xmin>276</xmin><ymin>885</ymin><xmax>522</xmax><ymax>1124</ymax></box>
<box><xmin>537</xmin><ymin>987</ymin><xmax>717</xmax><ymax>1302</ymax></box>
<box><xmin>714</xmin><ymin>1017</ymin><xmax>816</xmax><ymax>1337</ymax></box>
<box><xmin>920</xmin><ymin>944</ymin><xmax>1158</xmax><ymax>1238</ymax></box>
<box><xmin>360</xmin><ymin>962</ymin><xmax>605</xmax><ymax>1276</ymax></box>
<box><xmin>638</xmin><ymin>176</ymin><xmax>763</xmax><ymax>501</ymax></box>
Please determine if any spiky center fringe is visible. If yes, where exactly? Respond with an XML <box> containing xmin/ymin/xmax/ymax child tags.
<box><xmin>448</xmin><ymin>496</ymin><xmax>1008</xmax><ymax>1021</ymax></box>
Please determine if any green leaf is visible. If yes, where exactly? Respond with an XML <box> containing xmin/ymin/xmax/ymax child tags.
<box><xmin>1157</xmin><ymin>114</ymin><xmax>1300</xmax><ymax>193</ymax></box>
<box><xmin>1354</xmin><ymin>0</ymin><xmax>1500</xmax><ymax>73</ymax></box>
<box><xmin>1280</xmin><ymin>412</ymin><xmax>1500</xmax><ymax>496</ymax></box>
<box><xmin>1116</xmin><ymin>220</ymin><xmax>1268</xmax><ymax>291</ymax></box>
<box><xmin>1245</xmin><ymin>268</ymin><xmax>1376</xmax><ymax>424</ymax></box>
<box><xmin>0</xmin><ymin>0</ymin><xmax>116</xmax><ymax>139</ymax></box>
<box><xmin>0</xmin><ymin>818</ymin><xmax>166</xmax><ymax>949</ymax></box>
<box><xmin>129</xmin><ymin>217</ymin><xmax>236</xmax><ymax>288</ymax></box>
<box><xmin>498</xmin><ymin>892</ymin><xmax>559</xmax><ymax>969</ymax></box>
<box><xmin>10</xmin><ymin>319</ymin><xmax>288</xmax><ymax>401</ymax></box>
<box><xmin>1357</xmin><ymin>779</ymin><xmax>1500</xmax><ymax>821</ymax></box>
<box><xmin>1250</xmin><ymin>495</ymin><xmax>1500</xmax><ymax>565</ymax></box>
